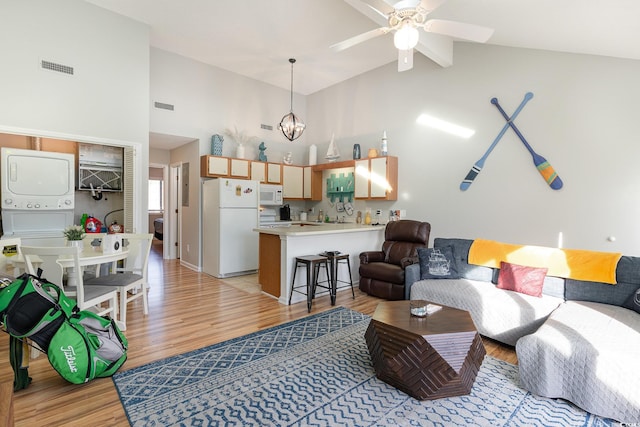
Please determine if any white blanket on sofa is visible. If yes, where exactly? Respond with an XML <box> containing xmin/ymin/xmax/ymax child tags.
<box><xmin>516</xmin><ymin>301</ymin><xmax>640</xmax><ymax>423</ymax></box>
<box><xmin>410</xmin><ymin>278</ymin><xmax>564</xmax><ymax>346</ymax></box>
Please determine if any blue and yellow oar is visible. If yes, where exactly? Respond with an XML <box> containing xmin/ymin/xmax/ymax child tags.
<box><xmin>491</xmin><ymin>97</ymin><xmax>563</xmax><ymax>190</ymax></box>
<box><xmin>460</xmin><ymin>92</ymin><xmax>533</xmax><ymax>191</ymax></box>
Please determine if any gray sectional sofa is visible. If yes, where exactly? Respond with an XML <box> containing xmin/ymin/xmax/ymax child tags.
<box><xmin>405</xmin><ymin>237</ymin><xmax>640</xmax><ymax>423</ymax></box>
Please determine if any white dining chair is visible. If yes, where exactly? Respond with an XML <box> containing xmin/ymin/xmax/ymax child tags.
<box><xmin>21</xmin><ymin>246</ymin><xmax>119</xmax><ymax>321</ymax></box>
<box><xmin>81</xmin><ymin>232</ymin><xmax>107</xmax><ymax>279</ymax></box>
<box><xmin>84</xmin><ymin>233</ymin><xmax>153</xmax><ymax>325</ymax></box>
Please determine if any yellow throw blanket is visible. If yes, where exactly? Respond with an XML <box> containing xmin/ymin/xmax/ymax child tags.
<box><xmin>468</xmin><ymin>239</ymin><xmax>622</xmax><ymax>284</ymax></box>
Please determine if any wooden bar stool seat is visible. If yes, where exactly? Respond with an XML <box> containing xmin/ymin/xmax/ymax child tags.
<box><xmin>289</xmin><ymin>255</ymin><xmax>330</xmax><ymax>312</ymax></box>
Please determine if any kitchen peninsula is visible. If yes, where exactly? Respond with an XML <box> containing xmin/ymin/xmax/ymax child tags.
<box><xmin>255</xmin><ymin>223</ymin><xmax>385</xmax><ymax>305</ymax></box>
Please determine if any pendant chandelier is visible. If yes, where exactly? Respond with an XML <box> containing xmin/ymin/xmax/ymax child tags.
<box><xmin>279</xmin><ymin>58</ymin><xmax>306</xmax><ymax>141</ymax></box>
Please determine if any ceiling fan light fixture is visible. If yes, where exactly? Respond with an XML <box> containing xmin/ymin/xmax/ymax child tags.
<box><xmin>279</xmin><ymin>58</ymin><xmax>305</xmax><ymax>141</ymax></box>
<box><xmin>394</xmin><ymin>20</ymin><xmax>419</xmax><ymax>50</ymax></box>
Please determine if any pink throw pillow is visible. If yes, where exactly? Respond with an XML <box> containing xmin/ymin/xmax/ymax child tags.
<box><xmin>497</xmin><ymin>261</ymin><xmax>547</xmax><ymax>297</ymax></box>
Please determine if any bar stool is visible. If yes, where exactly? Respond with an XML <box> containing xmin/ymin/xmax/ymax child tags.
<box><xmin>289</xmin><ymin>255</ymin><xmax>330</xmax><ymax>312</ymax></box>
<box><xmin>320</xmin><ymin>251</ymin><xmax>355</xmax><ymax>305</ymax></box>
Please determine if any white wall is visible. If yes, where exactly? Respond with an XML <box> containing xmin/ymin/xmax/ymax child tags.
<box><xmin>0</xmin><ymin>0</ymin><xmax>149</xmax><ymax>144</ymax></box>
<box><xmin>150</xmin><ymin>48</ymin><xmax>311</xmax><ymax>268</ymax></box>
<box><xmin>308</xmin><ymin>44</ymin><xmax>640</xmax><ymax>255</ymax></box>
<box><xmin>150</xmin><ymin>148</ymin><xmax>171</xmax><ymax>165</ymax></box>
<box><xmin>150</xmin><ymin>48</ymin><xmax>309</xmax><ymax>164</ymax></box>
<box><xmin>0</xmin><ymin>0</ymin><xmax>150</xmax><ymax>234</ymax></box>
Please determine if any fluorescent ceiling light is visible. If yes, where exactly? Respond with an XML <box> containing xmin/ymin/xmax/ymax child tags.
<box><xmin>416</xmin><ymin>114</ymin><xmax>475</xmax><ymax>139</ymax></box>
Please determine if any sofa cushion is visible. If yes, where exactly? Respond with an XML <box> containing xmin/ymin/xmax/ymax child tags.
<box><xmin>417</xmin><ymin>246</ymin><xmax>460</xmax><ymax>280</ymax></box>
<box><xmin>565</xmin><ymin>278</ymin><xmax>640</xmax><ymax>306</ymax></box>
<box><xmin>491</xmin><ymin>269</ymin><xmax>566</xmax><ymax>299</ymax></box>
<box><xmin>359</xmin><ymin>262</ymin><xmax>404</xmax><ymax>285</ymax></box>
<box><xmin>382</xmin><ymin>221</ymin><xmax>430</xmax><ymax>265</ymax></box>
<box><xmin>615</xmin><ymin>255</ymin><xmax>640</xmax><ymax>285</ymax></box>
<box><xmin>433</xmin><ymin>238</ymin><xmax>494</xmax><ymax>282</ymax></box>
<box><xmin>539</xmin><ymin>276</ymin><xmax>565</xmax><ymax>299</ymax></box>
<box><xmin>496</xmin><ymin>261</ymin><xmax>547</xmax><ymax>297</ymax></box>
<box><xmin>623</xmin><ymin>289</ymin><xmax>640</xmax><ymax>314</ymax></box>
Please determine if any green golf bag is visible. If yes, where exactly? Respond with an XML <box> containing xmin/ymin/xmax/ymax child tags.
<box><xmin>0</xmin><ymin>273</ymin><xmax>128</xmax><ymax>385</ymax></box>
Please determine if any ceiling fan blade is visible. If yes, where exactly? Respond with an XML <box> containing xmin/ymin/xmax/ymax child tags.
<box><xmin>330</xmin><ymin>27</ymin><xmax>389</xmax><ymax>52</ymax></box>
<box><xmin>423</xmin><ymin>19</ymin><xmax>494</xmax><ymax>43</ymax></box>
<box><xmin>398</xmin><ymin>49</ymin><xmax>414</xmax><ymax>72</ymax></box>
<box><xmin>362</xmin><ymin>0</ymin><xmax>395</xmax><ymax>17</ymax></box>
<box><xmin>418</xmin><ymin>0</ymin><xmax>448</xmax><ymax>14</ymax></box>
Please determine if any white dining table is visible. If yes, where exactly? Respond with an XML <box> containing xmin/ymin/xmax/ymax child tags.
<box><xmin>56</xmin><ymin>247</ymin><xmax>129</xmax><ymax>287</ymax></box>
<box><xmin>13</xmin><ymin>246</ymin><xmax>131</xmax><ymax>353</ymax></box>
<box><xmin>8</xmin><ymin>247</ymin><xmax>128</xmax><ymax>279</ymax></box>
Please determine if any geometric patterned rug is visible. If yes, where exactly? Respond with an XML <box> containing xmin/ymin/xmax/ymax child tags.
<box><xmin>113</xmin><ymin>307</ymin><xmax>614</xmax><ymax>426</ymax></box>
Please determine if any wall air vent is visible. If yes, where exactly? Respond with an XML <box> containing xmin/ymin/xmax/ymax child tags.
<box><xmin>41</xmin><ymin>60</ymin><xmax>74</xmax><ymax>75</ymax></box>
<box><xmin>154</xmin><ymin>102</ymin><xmax>174</xmax><ymax>111</ymax></box>
<box><xmin>261</xmin><ymin>124</ymin><xmax>273</xmax><ymax>131</ymax></box>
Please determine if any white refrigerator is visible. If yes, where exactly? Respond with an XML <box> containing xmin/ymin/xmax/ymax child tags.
<box><xmin>202</xmin><ymin>178</ymin><xmax>259</xmax><ymax>278</ymax></box>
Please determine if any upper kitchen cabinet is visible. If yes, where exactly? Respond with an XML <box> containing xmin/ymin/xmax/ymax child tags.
<box><xmin>229</xmin><ymin>158</ymin><xmax>250</xmax><ymax>178</ymax></box>
<box><xmin>266</xmin><ymin>163</ymin><xmax>282</xmax><ymax>184</ymax></box>
<box><xmin>250</xmin><ymin>161</ymin><xmax>266</xmax><ymax>183</ymax></box>
<box><xmin>354</xmin><ymin>156</ymin><xmax>398</xmax><ymax>200</ymax></box>
<box><xmin>303</xmin><ymin>166</ymin><xmax>322</xmax><ymax>200</ymax></box>
<box><xmin>282</xmin><ymin>165</ymin><xmax>303</xmax><ymax>199</ymax></box>
<box><xmin>200</xmin><ymin>155</ymin><xmax>229</xmax><ymax>177</ymax></box>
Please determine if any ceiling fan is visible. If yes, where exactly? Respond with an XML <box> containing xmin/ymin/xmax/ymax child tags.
<box><xmin>331</xmin><ymin>0</ymin><xmax>494</xmax><ymax>71</ymax></box>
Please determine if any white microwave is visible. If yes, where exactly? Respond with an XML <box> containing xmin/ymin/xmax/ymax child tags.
<box><xmin>259</xmin><ymin>184</ymin><xmax>283</xmax><ymax>206</ymax></box>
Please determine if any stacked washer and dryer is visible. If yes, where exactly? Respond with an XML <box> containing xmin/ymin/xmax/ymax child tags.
<box><xmin>1</xmin><ymin>147</ymin><xmax>75</xmax><ymax>246</ymax></box>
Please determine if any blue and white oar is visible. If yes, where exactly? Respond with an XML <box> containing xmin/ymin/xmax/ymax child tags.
<box><xmin>460</xmin><ymin>92</ymin><xmax>534</xmax><ymax>191</ymax></box>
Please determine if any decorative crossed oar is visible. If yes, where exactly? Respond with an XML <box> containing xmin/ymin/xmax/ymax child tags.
<box><xmin>491</xmin><ymin>98</ymin><xmax>563</xmax><ymax>190</ymax></box>
<box><xmin>460</xmin><ymin>92</ymin><xmax>533</xmax><ymax>191</ymax></box>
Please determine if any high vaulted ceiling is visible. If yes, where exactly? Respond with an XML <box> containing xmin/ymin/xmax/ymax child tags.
<box><xmin>85</xmin><ymin>0</ymin><xmax>640</xmax><ymax>95</ymax></box>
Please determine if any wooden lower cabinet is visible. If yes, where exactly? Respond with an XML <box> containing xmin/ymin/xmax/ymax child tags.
<box><xmin>258</xmin><ymin>233</ymin><xmax>281</xmax><ymax>298</ymax></box>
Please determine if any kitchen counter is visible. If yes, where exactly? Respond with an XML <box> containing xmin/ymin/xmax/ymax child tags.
<box><xmin>255</xmin><ymin>223</ymin><xmax>385</xmax><ymax>305</ymax></box>
<box><xmin>254</xmin><ymin>222</ymin><xmax>385</xmax><ymax>236</ymax></box>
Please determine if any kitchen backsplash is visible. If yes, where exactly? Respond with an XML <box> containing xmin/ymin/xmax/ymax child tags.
<box><xmin>281</xmin><ymin>199</ymin><xmax>395</xmax><ymax>223</ymax></box>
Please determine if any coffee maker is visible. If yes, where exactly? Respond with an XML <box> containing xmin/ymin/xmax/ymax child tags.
<box><xmin>279</xmin><ymin>204</ymin><xmax>291</xmax><ymax>221</ymax></box>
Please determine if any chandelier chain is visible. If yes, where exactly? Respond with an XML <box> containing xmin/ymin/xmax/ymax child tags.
<box><xmin>289</xmin><ymin>58</ymin><xmax>295</xmax><ymax>112</ymax></box>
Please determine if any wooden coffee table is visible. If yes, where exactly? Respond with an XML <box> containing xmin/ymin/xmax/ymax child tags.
<box><xmin>365</xmin><ymin>300</ymin><xmax>486</xmax><ymax>400</ymax></box>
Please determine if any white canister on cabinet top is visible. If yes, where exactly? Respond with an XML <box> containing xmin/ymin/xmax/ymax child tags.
<box><xmin>309</xmin><ymin>144</ymin><xmax>317</xmax><ymax>165</ymax></box>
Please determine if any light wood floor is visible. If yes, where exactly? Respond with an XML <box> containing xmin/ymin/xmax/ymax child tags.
<box><xmin>0</xmin><ymin>241</ymin><xmax>517</xmax><ymax>426</ymax></box>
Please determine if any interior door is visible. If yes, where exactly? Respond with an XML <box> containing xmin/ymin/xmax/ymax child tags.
<box><xmin>169</xmin><ymin>163</ymin><xmax>181</xmax><ymax>259</ymax></box>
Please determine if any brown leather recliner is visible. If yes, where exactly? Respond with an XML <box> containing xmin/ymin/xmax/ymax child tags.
<box><xmin>359</xmin><ymin>220</ymin><xmax>431</xmax><ymax>300</ymax></box>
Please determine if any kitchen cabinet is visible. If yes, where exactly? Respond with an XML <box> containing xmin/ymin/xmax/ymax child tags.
<box><xmin>282</xmin><ymin>165</ymin><xmax>303</xmax><ymax>199</ymax></box>
<box><xmin>303</xmin><ymin>166</ymin><xmax>322</xmax><ymax>200</ymax></box>
<box><xmin>354</xmin><ymin>156</ymin><xmax>398</xmax><ymax>200</ymax></box>
<box><xmin>267</xmin><ymin>163</ymin><xmax>282</xmax><ymax>184</ymax></box>
<box><xmin>200</xmin><ymin>155</ymin><xmax>229</xmax><ymax>177</ymax></box>
<box><xmin>230</xmin><ymin>158</ymin><xmax>250</xmax><ymax>178</ymax></box>
<box><xmin>354</xmin><ymin>159</ymin><xmax>369</xmax><ymax>198</ymax></box>
<box><xmin>250</xmin><ymin>161</ymin><xmax>266</xmax><ymax>183</ymax></box>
